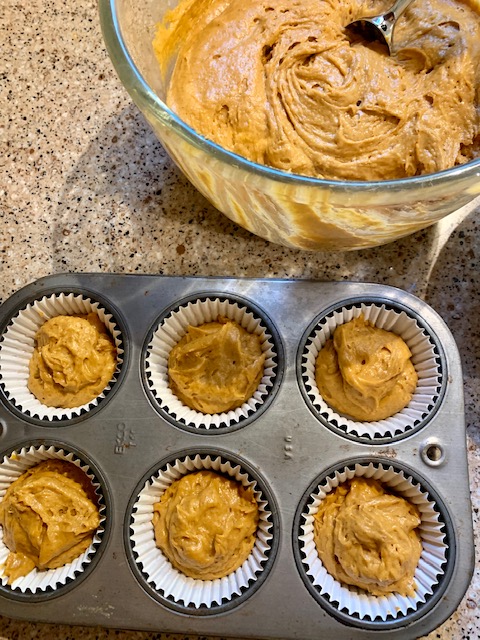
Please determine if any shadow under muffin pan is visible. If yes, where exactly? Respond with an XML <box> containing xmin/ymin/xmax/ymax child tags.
<box><xmin>0</xmin><ymin>274</ymin><xmax>474</xmax><ymax>640</ymax></box>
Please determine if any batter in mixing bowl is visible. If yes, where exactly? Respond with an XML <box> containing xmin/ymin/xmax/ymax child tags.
<box><xmin>154</xmin><ymin>0</ymin><xmax>480</xmax><ymax>180</ymax></box>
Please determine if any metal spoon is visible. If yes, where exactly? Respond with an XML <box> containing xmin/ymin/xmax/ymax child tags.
<box><xmin>346</xmin><ymin>0</ymin><xmax>415</xmax><ymax>55</ymax></box>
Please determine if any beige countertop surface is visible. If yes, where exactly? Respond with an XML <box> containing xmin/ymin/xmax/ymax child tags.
<box><xmin>1</xmin><ymin>0</ymin><xmax>479</xmax><ymax>638</ymax></box>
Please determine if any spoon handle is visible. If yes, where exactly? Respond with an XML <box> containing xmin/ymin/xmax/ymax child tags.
<box><xmin>388</xmin><ymin>0</ymin><xmax>415</xmax><ymax>21</ymax></box>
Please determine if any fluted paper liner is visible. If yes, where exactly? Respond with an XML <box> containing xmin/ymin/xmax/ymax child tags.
<box><xmin>0</xmin><ymin>444</ymin><xmax>105</xmax><ymax>593</ymax></box>
<box><xmin>298</xmin><ymin>462</ymin><xmax>448</xmax><ymax>621</ymax></box>
<box><xmin>0</xmin><ymin>293</ymin><xmax>123</xmax><ymax>421</ymax></box>
<box><xmin>145</xmin><ymin>297</ymin><xmax>277</xmax><ymax>429</ymax></box>
<box><xmin>130</xmin><ymin>454</ymin><xmax>273</xmax><ymax>608</ymax></box>
<box><xmin>301</xmin><ymin>303</ymin><xmax>442</xmax><ymax>439</ymax></box>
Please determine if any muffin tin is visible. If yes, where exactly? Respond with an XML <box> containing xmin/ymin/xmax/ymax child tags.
<box><xmin>0</xmin><ymin>273</ymin><xmax>474</xmax><ymax>639</ymax></box>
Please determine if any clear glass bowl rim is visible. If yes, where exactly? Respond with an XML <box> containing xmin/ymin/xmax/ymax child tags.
<box><xmin>98</xmin><ymin>0</ymin><xmax>480</xmax><ymax>194</ymax></box>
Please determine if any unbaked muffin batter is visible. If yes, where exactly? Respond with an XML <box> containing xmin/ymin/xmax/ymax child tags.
<box><xmin>168</xmin><ymin>316</ymin><xmax>265</xmax><ymax>414</ymax></box>
<box><xmin>315</xmin><ymin>314</ymin><xmax>417</xmax><ymax>421</ymax></box>
<box><xmin>28</xmin><ymin>313</ymin><xmax>117</xmax><ymax>408</ymax></box>
<box><xmin>154</xmin><ymin>0</ymin><xmax>480</xmax><ymax>180</ymax></box>
<box><xmin>152</xmin><ymin>470</ymin><xmax>259</xmax><ymax>580</ymax></box>
<box><xmin>313</xmin><ymin>477</ymin><xmax>422</xmax><ymax>596</ymax></box>
<box><xmin>0</xmin><ymin>459</ymin><xmax>100</xmax><ymax>583</ymax></box>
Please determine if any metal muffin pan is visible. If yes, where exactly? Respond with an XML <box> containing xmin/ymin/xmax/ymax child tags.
<box><xmin>0</xmin><ymin>273</ymin><xmax>474</xmax><ymax>639</ymax></box>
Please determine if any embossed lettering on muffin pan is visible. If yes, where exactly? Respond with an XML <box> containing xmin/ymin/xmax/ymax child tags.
<box><xmin>0</xmin><ymin>274</ymin><xmax>474</xmax><ymax>639</ymax></box>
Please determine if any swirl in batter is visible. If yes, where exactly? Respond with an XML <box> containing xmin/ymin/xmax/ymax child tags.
<box><xmin>154</xmin><ymin>0</ymin><xmax>480</xmax><ymax>180</ymax></box>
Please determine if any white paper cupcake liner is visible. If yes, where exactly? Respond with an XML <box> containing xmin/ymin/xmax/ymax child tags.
<box><xmin>145</xmin><ymin>297</ymin><xmax>278</xmax><ymax>429</ymax></box>
<box><xmin>301</xmin><ymin>302</ymin><xmax>443</xmax><ymax>439</ymax></box>
<box><xmin>298</xmin><ymin>461</ymin><xmax>448</xmax><ymax>622</ymax></box>
<box><xmin>0</xmin><ymin>292</ymin><xmax>124</xmax><ymax>421</ymax></box>
<box><xmin>0</xmin><ymin>444</ymin><xmax>106</xmax><ymax>593</ymax></box>
<box><xmin>130</xmin><ymin>453</ymin><xmax>274</xmax><ymax>608</ymax></box>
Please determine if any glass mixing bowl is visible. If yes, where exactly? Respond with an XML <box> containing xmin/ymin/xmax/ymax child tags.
<box><xmin>98</xmin><ymin>0</ymin><xmax>480</xmax><ymax>251</ymax></box>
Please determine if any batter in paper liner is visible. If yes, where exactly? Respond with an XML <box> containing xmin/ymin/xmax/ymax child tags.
<box><xmin>154</xmin><ymin>0</ymin><xmax>480</xmax><ymax>180</ymax></box>
<box><xmin>28</xmin><ymin>313</ymin><xmax>117</xmax><ymax>409</ymax></box>
<box><xmin>0</xmin><ymin>459</ymin><xmax>100</xmax><ymax>584</ymax></box>
<box><xmin>168</xmin><ymin>316</ymin><xmax>266</xmax><ymax>414</ymax></box>
<box><xmin>315</xmin><ymin>314</ymin><xmax>418</xmax><ymax>421</ymax></box>
<box><xmin>313</xmin><ymin>477</ymin><xmax>422</xmax><ymax>596</ymax></box>
<box><xmin>152</xmin><ymin>470</ymin><xmax>259</xmax><ymax>580</ymax></box>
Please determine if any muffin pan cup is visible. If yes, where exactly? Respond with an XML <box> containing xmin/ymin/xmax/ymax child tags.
<box><xmin>0</xmin><ymin>274</ymin><xmax>474</xmax><ymax>639</ymax></box>
<box><xmin>295</xmin><ymin>460</ymin><xmax>450</xmax><ymax>625</ymax></box>
<box><xmin>145</xmin><ymin>295</ymin><xmax>282</xmax><ymax>431</ymax></box>
<box><xmin>128</xmin><ymin>450</ymin><xmax>277</xmax><ymax>612</ymax></box>
<box><xmin>299</xmin><ymin>301</ymin><xmax>444</xmax><ymax>441</ymax></box>
<box><xmin>0</xmin><ymin>442</ymin><xmax>108</xmax><ymax>599</ymax></box>
<box><xmin>0</xmin><ymin>291</ymin><xmax>125</xmax><ymax>423</ymax></box>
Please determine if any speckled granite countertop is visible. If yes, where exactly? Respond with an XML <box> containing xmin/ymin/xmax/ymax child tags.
<box><xmin>0</xmin><ymin>0</ymin><xmax>479</xmax><ymax>638</ymax></box>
